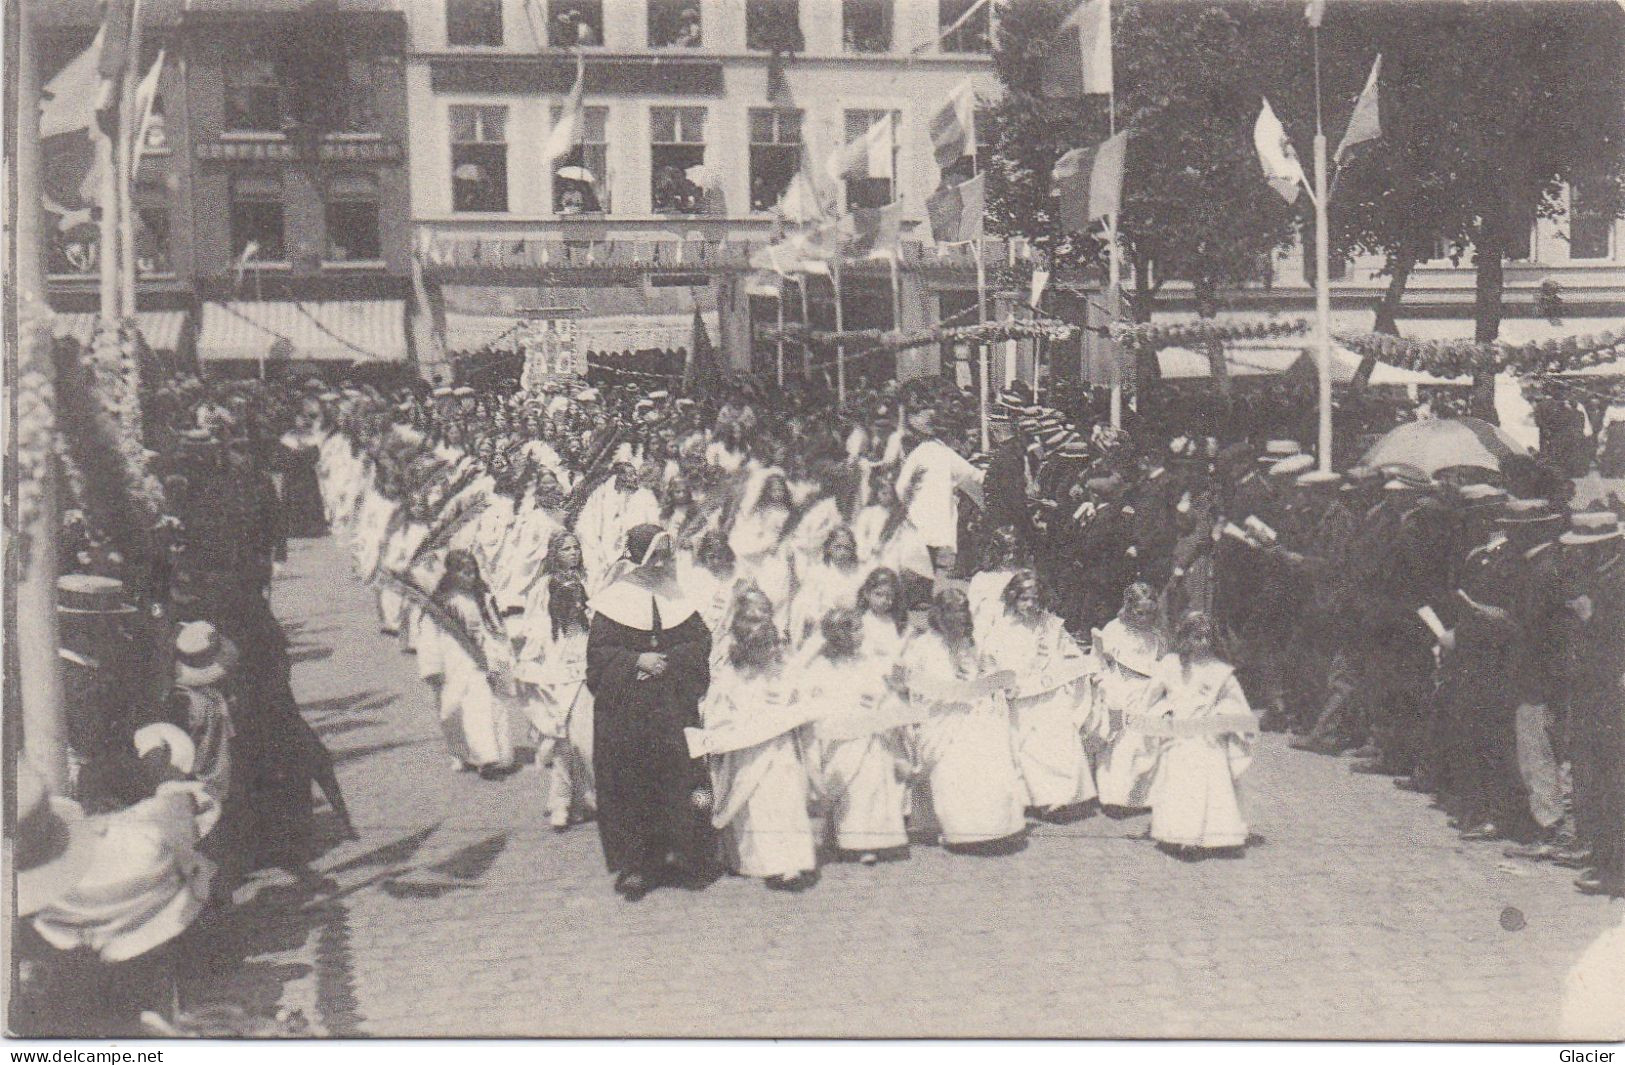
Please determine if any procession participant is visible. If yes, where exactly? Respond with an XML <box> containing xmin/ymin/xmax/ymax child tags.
<box><xmin>513</xmin><ymin>574</ymin><xmax>596</xmax><ymax>831</ymax></box>
<box><xmin>895</xmin><ymin>410</ymin><xmax>986</xmax><ymax>590</ymax></box>
<box><xmin>416</xmin><ymin>549</ymin><xmax>516</xmax><ymax>779</ymax></box>
<box><xmin>980</xmin><ymin>571</ymin><xmax>1096</xmax><ymax>820</ymax></box>
<box><xmin>904</xmin><ymin>589</ymin><xmax>1024</xmax><ymax>850</ymax></box>
<box><xmin>789</xmin><ymin>525</ymin><xmax>865</xmax><ymax>652</ymax></box>
<box><xmin>728</xmin><ymin>469</ymin><xmax>799</xmax><ymax>636</ymax></box>
<box><xmin>585</xmin><ymin>524</ymin><xmax>714</xmax><ymax>901</ymax></box>
<box><xmin>1555</xmin><ymin>510</ymin><xmax>1625</xmax><ymax>896</ymax></box>
<box><xmin>806</xmin><ymin>608</ymin><xmax>911</xmax><ymax>863</ymax></box>
<box><xmin>1092</xmin><ymin>582</ymin><xmax>1168</xmax><ymax>814</ymax></box>
<box><xmin>852</xmin><ymin>476</ymin><xmax>931</xmax><ymax>584</ymax></box>
<box><xmin>575</xmin><ymin>463</ymin><xmax>660</xmax><ymax>596</ymax></box>
<box><xmin>168</xmin><ymin>622</ymin><xmax>244</xmax><ymax>900</ymax></box>
<box><xmin>687</xmin><ymin>529</ymin><xmax>740</xmax><ymax>639</ymax></box>
<box><xmin>967</xmin><ymin>526</ymin><xmax>1025</xmax><ymax>637</ymax></box>
<box><xmin>701</xmin><ymin>615</ymin><xmax>818</xmax><ymax>891</ymax></box>
<box><xmin>1142</xmin><ymin>611</ymin><xmax>1259</xmax><ymax>858</ymax></box>
<box><xmin>375</xmin><ymin>492</ymin><xmax>428</xmax><ymax>642</ymax></box>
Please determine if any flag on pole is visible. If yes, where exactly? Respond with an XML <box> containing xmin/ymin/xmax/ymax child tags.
<box><xmin>929</xmin><ymin>78</ymin><xmax>978</xmax><ymax>172</ymax></box>
<box><xmin>1334</xmin><ymin>54</ymin><xmax>1382</xmax><ymax>167</ymax></box>
<box><xmin>1253</xmin><ymin>98</ymin><xmax>1307</xmax><ymax>203</ymax></box>
<box><xmin>1305</xmin><ymin>0</ymin><xmax>1326</xmax><ymax>27</ymax></box>
<box><xmin>1051</xmin><ymin>131</ymin><xmax>1127</xmax><ymax>231</ymax></box>
<box><xmin>1042</xmin><ymin>0</ymin><xmax>1112</xmax><ymax>98</ymax></box>
<box><xmin>95</xmin><ymin>0</ymin><xmax>136</xmax><ymax>136</ymax></box>
<box><xmin>826</xmin><ymin>113</ymin><xmax>894</xmax><ymax>183</ymax></box>
<box><xmin>842</xmin><ymin>201</ymin><xmax>904</xmax><ymax>260</ymax></box>
<box><xmin>926</xmin><ymin>173</ymin><xmax>985</xmax><ymax>244</ymax></box>
<box><xmin>129</xmin><ymin>49</ymin><xmax>165</xmax><ymax>177</ymax></box>
<box><xmin>39</xmin><ymin>28</ymin><xmax>109</xmax><ymax>239</ymax></box>
<box><xmin>542</xmin><ymin>53</ymin><xmax>586</xmax><ymax>165</ymax></box>
<box><xmin>776</xmin><ymin>170</ymin><xmax>828</xmax><ymax>225</ymax></box>
<box><xmin>1029</xmin><ymin>268</ymin><xmax>1050</xmax><ymax>309</ymax></box>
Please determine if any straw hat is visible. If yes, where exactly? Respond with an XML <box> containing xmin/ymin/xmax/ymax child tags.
<box><xmin>15</xmin><ymin>761</ymin><xmax>95</xmax><ymax>918</ymax></box>
<box><xmin>174</xmin><ymin>621</ymin><xmax>240</xmax><ymax>688</ymax></box>
<box><xmin>1269</xmin><ymin>454</ymin><xmax>1315</xmax><ymax>477</ymax></box>
<box><xmin>1560</xmin><ymin>510</ymin><xmax>1623</xmax><ymax>545</ymax></box>
<box><xmin>1259</xmin><ymin>439</ymin><xmax>1301</xmax><ymax>461</ymax></box>
<box><xmin>58</xmin><ymin>574</ymin><xmax>137</xmax><ymax>616</ymax></box>
<box><xmin>1296</xmin><ymin>470</ymin><xmax>1342</xmax><ymax>488</ymax></box>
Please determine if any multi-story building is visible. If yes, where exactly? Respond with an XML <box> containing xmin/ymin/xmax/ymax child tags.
<box><xmin>402</xmin><ymin>0</ymin><xmax>1006</xmax><ymax>383</ymax></box>
<box><xmin>37</xmin><ymin>0</ymin><xmax>415</xmax><ymax>377</ymax></box>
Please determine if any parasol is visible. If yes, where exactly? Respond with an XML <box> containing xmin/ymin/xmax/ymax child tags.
<box><xmin>555</xmin><ymin>166</ymin><xmax>596</xmax><ymax>184</ymax></box>
<box><xmin>1359</xmin><ymin>416</ymin><xmax>1528</xmax><ymax>476</ymax></box>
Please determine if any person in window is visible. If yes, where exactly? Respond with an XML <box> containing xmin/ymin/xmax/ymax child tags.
<box><xmin>558</xmin><ymin>186</ymin><xmax>587</xmax><ymax>215</ymax></box>
<box><xmin>677</xmin><ymin>7</ymin><xmax>702</xmax><ymax>44</ymax></box>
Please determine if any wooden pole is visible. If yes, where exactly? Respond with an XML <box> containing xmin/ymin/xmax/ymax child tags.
<box><xmin>1312</xmin><ymin>26</ymin><xmax>1334</xmax><ymax>471</ymax></box>
<box><xmin>832</xmin><ymin>258</ymin><xmax>846</xmax><ymax>407</ymax></box>
<box><xmin>775</xmin><ymin>284</ymin><xmax>785</xmax><ymax>388</ymax></box>
<box><xmin>797</xmin><ymin>277</ymin><xmax>812</xmax><ymax>378</ymax></box>
<box><xmin>12</xmin><ymin>0</ymin><xmax>69</xmax><ymax>794</ymax></box>
<box><xmin>974</xmin><ymin>238</ymin><xmax>989</xmax><ymax>452</ymax></box>
<box><xmin>117</xmin><ymin>0</ymin><xmax>146</xmax><ymax>321</ymax></box>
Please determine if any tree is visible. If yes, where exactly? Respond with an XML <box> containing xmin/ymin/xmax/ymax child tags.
<box><xmin>1328</xmin><ymin>1</ymin><xmax>1625</xmax><ymax>416</ymax></box>
<box><xmin>988</xmin><ymin>0</ymin><xmax>1304</xmax><ymax>395</ymax></box>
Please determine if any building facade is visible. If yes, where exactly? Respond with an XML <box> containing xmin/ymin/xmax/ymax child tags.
<box><xmin>38</xmin><ymin>0</ymin><xmax>415</xmax><ymax>376</ymax></box>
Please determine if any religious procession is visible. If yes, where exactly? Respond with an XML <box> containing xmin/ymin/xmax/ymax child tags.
<box><xmin>9</xmin><ymin>0</ymin><xmax>1625</xmax><ymax>1045</ymax></box>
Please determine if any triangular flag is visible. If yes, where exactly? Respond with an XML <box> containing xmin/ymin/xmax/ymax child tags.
<box><xmin>130</xmin><ymin>49</ymin><xmax>165</xmax><ymax>177</ymax></box>
<box><xmin>685</xmin><ymin>307</ymin><xmax>721</xmax><ymax>388</ymax></box>
<box><xmin>927</xmin><ymin>173</ymin><xmax>985</xmax><ymax>244</ymax></box>
<box><xmin>1042</xmin><ymin>0</ymin><xmax>1112</xmax><ymax>99</ymax></box>
<box><xmin>1334</xmin><ymin>54</ymin><xmax>1382</xmax><ymax>167</ymax></box>
<box><xmin>1253</xmin><ymin>98</ymin><xmax>1306</xmax><ymax>203</ymax></box>
<box><xmin>776</xmin><ymin>170</ymin><xmax>827</xmax><ymax>225</ymax></box>
<box><xmin>1029</xmin><ymin>268</ymin><xmax>1050</xmax><ymax>309</ymax></box>
<box><xmin>542</xmin><ymin>54</ymin><xmax>585</xmax><ymax>165</ymax></box>
<box><xmin>929</xmin><ymin>78</ymin><xmax>978</xmax><ymax>172</ymax></box>
<box><xmin>826</xmin><ymin>113</ymin><xmax>894</xmax><ymax>183</ymax></box>
<box><xmin>842</xmin><ymin>201</ymin><xmax>903</xmax><ymax>260</ymax></box>
<box><xmin>1051</xmin><ymin>131</ymin><xmax>1127</xmax><ymax>231</ymax></box>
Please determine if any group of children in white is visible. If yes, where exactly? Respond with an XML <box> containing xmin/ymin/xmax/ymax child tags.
<box><xmin>318</xmin><ymin>430</ymin><xmax>1259</xmax><ymax>892</ymax></box>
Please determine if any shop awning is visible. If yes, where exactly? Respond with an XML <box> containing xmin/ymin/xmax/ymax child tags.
<box><xmin>198</xmin><ymin>300</ymin><xmax>405</xmax><ymax>362</ymax></box>
<box><xmin>51</xmin><ymin>310</ymin><xmax>187</xmax><ymax>351</ymax></box>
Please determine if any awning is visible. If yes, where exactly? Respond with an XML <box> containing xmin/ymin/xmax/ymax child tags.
<box><xmin>198</xmin><ymin>300</ymin><xmax>405</xmax><ymax>362</ymax></box>
<box><xmin>51</xmin><ymin>310</ymin><xmax>187</xmax><ymax>351</ymax></box>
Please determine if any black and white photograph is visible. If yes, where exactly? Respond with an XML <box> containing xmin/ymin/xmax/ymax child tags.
<box><xmin>3</xmin><ymin>0</ymin><xmax>1624</xmax><ymax>1046</ymax></box>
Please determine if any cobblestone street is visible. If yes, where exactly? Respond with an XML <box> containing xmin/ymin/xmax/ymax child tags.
<box><xmin>187</xmin><ymin>536</ymin><xmax>1623</xmax><ymax>1040</ymax></box>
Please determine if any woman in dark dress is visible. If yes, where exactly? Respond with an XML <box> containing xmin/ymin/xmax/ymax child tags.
<box><xmin>586</xmin><ymin>523</ymin><xmax>714</xmax><ymax>901</ymax></box>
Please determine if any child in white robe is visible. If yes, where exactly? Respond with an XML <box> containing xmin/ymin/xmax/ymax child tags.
<box><xmin>702</xmin><ymin>614</ymin><xmax>818</xmax><ymax>890</ymax></box>
<box><xmin>1092</xmin><ymin>582</ymin><xmax>1168</xmax><ymax>813</ymax></box>
<box><xmin>904</xmin><ymin>589</ymin><xmax>1026</xmax><ymax>849</ymax></box>
<box><xmin>806</xmin><ymin>608</ymin><xmax>910</xmax><ymax>862</ymax></box>
<box><xmin>980</xmin><ymin>570</ymin><xmax>1096</xmax><ymax>818</ymax></box>
<box><xmin>1142</xmin><ymin>611</ymin><xmax>1258</xmax><ymax>856</ymax></box>
<box><xmin>788</xmin><ymin>526</ymin><xmax>865</xmax><ymax>653</ymax></box>
<box><xmin>417</xmin><ymin>550</ymin><xmax>515</xmax><ymax>778</ymax></box>
<box><xmin>512</xmin><ymin>574</ymin><xmax>595</xmax><ymax>828</ymax></box>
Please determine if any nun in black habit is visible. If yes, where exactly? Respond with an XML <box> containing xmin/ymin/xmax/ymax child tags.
<box><xmin>586</xmin><ymin>523</ymin><xmax>716</xmax><ymax>901</ymax></box>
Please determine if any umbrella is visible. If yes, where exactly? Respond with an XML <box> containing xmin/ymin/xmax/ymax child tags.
<box><xmin>555</xmin><ymin>166</ymin><xmax>596</xmax><ymax>184</ymax></box>
<box><xmin>1360</xmin><ymin>416</ymin><xmax>1528</xmax><ymax>476</ymax></box>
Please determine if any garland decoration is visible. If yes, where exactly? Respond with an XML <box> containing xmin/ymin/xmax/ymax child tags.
<box><xmin>1331</xmin><ymin>329</ymin><xmax>1623</xmax><ymax>379</ymax></box>
<box><xmin>766</xmin><ymin>318</ymin><xmax>1078</xmax><ymax>355</ymax></box>
<box><xmin>1109</xmin><ymin>318</ymin><xmax>1311</xmax><ymax>352</ymax></box>
<box><xmin>14</xmin><ymin>316</ymin><xmax>61</xmax><ymax>571</ymax></box>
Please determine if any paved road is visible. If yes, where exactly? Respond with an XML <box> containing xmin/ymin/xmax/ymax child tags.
<box><xmin>185</xmin><ymin>535</ymin><xmax>1623</xmax><ymax>1040</ymax></box>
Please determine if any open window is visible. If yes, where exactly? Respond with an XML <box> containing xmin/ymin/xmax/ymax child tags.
<box><xmin>325</xmin><ymin>174</ymin><xmax>382</xmax><ymax>262</ymax></box>
<box><xmin>230</xmin><ymin>173</ymin><xmax>286</xmax><ymax>262</ymax></box>
<box><xmin>550</xmin><ymin>0</ymin><xmax>604</xmax><ymax>45</ymax></box>
<box><xmin>746</xmin><ymin>0</ymin><xmax>803</xmax><ymax>52</ymax></box>
<box><xmin>553</xmin><ymin>106</ymin><xmax>610</xmax><ymax>214</ymax></box>
<box><xmin>450</xmin><ymin>105</ymin><xmax>509</xmax><ymax>212</ymax></box>
<box><xmin>649</xmin><ymin>0</ymin><xmax>702</xmax><ymax>46</ymax></box>
<box><xmin>224</xmin><ymin>41</ymin><xmax>287</xmax><ymax>132</ymax></box>
<box><xmin>842</xmin><ymin>0</ymin><xmax>891</xmax><ymax>52</ymax></box>
<box><xmin>651</xmin><ymin>106</ymin><xmax>706</xmax><ymax>215</ymax></box>
<box><xmin>749</xmin><ymin>108</ymin><xmax>802</xmax><ymax>212</ymax></box>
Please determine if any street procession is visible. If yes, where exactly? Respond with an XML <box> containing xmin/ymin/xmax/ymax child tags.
<box><xmin>7</xmin><ymin>0</ymin><xmax>1625</xmax><ymax>1045</ymax></box>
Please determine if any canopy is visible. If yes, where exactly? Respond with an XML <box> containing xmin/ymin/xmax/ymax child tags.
<box><xmin>1360</xmin><ymin>416</ymin><xmax>1528</xmax><ymax>476</ymax></box>
<box><xmin>198</xmin><ymin>300</ymin><xmax>405</xmax><ymax>362</ymax></box>
<box><xmin>52</xmin><ymin>311</ymin><xmax>188</xmax><ymax>351</ymax></box>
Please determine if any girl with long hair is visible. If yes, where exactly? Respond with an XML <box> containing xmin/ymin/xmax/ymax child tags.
<box><xmin>789</xmin><ymin>525</ymin><xmax>866</xmax><ymax>653</ymax></box>
<box><xmin>1093</xmin><ymin>581</ymin><xmax>1169</xmax><ymax>814</ymax></box>
<box><xmin>513</xmin><ymin>574</ymin><xmax>596</xmax><ymax>829</ymax></box>
<box><xmin>419</xmin><ymin>549</ymin><xmax>515</xmax><ymax>779</ymax></box>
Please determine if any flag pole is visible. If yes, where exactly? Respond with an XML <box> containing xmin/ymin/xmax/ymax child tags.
<box><xmin>974</xmin><ymin>237</ymin><xmax>989</xmax><ymax>452</ymax></box>
<box><xmin>1106</xmin><ymin>70</ymin><xmax>1123</xmax><ymax>429</ymax></box>
<box><xmin>1312</xmin><ymin>23</ymin><xmax>1333</xmax><ymax>471</ymax></box>
<box><xmin>117</xmin><ymin>0</ymin><xmax>146</xmax><ymax>322</ymax></box>
<box><xmin>797</xmin><ymin>276</ymin><xmax>813</xmax><ymax>378</ymax></box>
<box><xmin>832</xmin><ymin>256</ymin><xmax>847</xmax><ymax>407</ymax></box>
<box><xmin>890</xmin><ymin>139</ymin><xmax>904</xmax><ymax>356</ymax></box>
<box><xmin>775</xmin><ymin>281</ymin><xmax>786</xmax><ymax>388</ymax></box>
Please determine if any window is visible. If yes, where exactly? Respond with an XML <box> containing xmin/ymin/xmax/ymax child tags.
<box><xmin>224</xmin><ymin>43</ymin><xmax>286</xmax><ymax>132</ymax></box>
<box><xmin>1507</xmin><ymin>216</ymin><xmax>1533</xmax><ymax>262</ymax></box>
<box><xmin>1570</xmin><ymin>178</ymin><xmax>1614</xmax><ymax>260</ymax></box>
<box><xmin>938</xmin><ymin>0</ymin><xmax>989</xmax><ymax>53</ymax></box>
<box><xmin>48</xmin><ymin>221</ymin><xmax>99</xmax><ymax>277</ymax></box>
<box><xmin>230</xmin><ymin>174</ymin><xmax>286</xmax><ymax>261</ymax></box>
<box><xmin>325</xmin><ymin>174</ymin><xmax>381</xmax><ymax>262</ymax></box>
<box><xmin>553</xmin><ymin>105</ymin><xmax>609</xmax><ymax>214</ymax></box>
<box><xmin>134</xmin><ymin>195</ymin><xmax>172</xmax><ymax>276</ymax></box>
<box><xmin>651</xmin><ymin>106</ymin><xmax>706</xmax><ymax>215</ymax></box>
<box><xmin>749</xmin><ymin>108</ymin><xmax>802</xmax><ymax>212</ymax></box>
<box><xmin>450</xmin><ymin>105</ymin><xmax>509</xmax><ymax>212</ymax></box>
<box><xmin>550</xmin><ymin>0</ymin><xmax>603</xmax><ymax>45</ymax></box>
<box><xmin>746</xmin><ymin>0</ymin><xmax>803</xmax><ymax>52</ymax></box>
<box><xmin>649</xmin><ymin>0</ymin><xmax>702</xmax><ymax>46</ymax></box>
<box><xmin>447</xmin><ymin>0</ymin><xmax>503</xmax><ymax>46</ymax></box>
<box><xmin>843</xmin><ymin>109</ymin><xmax>898</xmax><ymax>210</ymax></box>
<box><xmin>842</xmin><ymin>0</ymin><xmax>891</xmax><ymax>52</ymax></box>
<box><xmin>334</xmin><ymin>57</ymin><xmax>380</xmax><ymax>134</ymax></box>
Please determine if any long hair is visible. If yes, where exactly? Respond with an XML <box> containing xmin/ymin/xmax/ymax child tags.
<box><xmin>433</xmin><ymin>549</ymin><xmax>504</xmax><ymax>635</ymax></box>
<box><xmin>858</xmin><ymin>567</ymin><xmax>907</xmax><ymax>633</ymax></box>
<box><xmin>927</xmin><ymin>587</ymin><xmax>974</xmax><ymax>647</ymax></box>
<box><xmin>542</xmin><ymin>529</ymin><xmax>585</xmax><ymax>579</ymax></box>
<box><xmin>727</xmin><ymin>614</ymin><xmax>783</xmax><ymax>671</ymax></box>
<box><xmin>547</xmin><ymin>574</ymin><xmax>589</xmax><ymax>640</ymax></box>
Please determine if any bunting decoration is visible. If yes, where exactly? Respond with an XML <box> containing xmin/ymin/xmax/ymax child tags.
<box><xmin>926</xmin><ymin>174</ymin><xmax>986</xmax><ymax>244</ymax></box>
<box><xmin>1331</xmin><ymin>329</ymin><xmax>1624</xmax><ymax>378</ymax></box>
<box><xmin>1052</xmin><ymin>132</ymin><xmax>1128</xmax><ymax>231</ymax></box>
<box><xmin>1334</xmin><ymin>55</ymin><xmax>1382</xmax><ymax>168</ymax></box>
<box><xmin>767</xmin><ymin>317</ymin><xmax>1078</xmax><ymax>355</ymax></box>
<box><xmin>1109</xmin><ymin>318</ymin><xmax>1311</xmax><ymax>352</ymax></box>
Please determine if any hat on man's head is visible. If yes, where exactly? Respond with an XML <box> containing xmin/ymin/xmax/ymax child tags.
<box><xmin>174</xmin><ymin>621</ymin><xmax>240</xmax><ymax>688</ymax></box>
<box><xmin>452</xmin><ymin>386</ymin><xmax>475</xmax><ymax>398</ymax></box>
<box><xmin>1296</xmin><ymin>470</ymin><xmax>1342</xmax><ymax>488</ymax></box>
<box><xmin>1457</xmin><ymin>483</ymin><xmax>1509</xmax><ymax>507</ymax></box>
<box><xmin>1260</xmin><ymin>439</ymin><xmax>1301</xmax><ymax>461</ymax></box>
<box><xmin>431</xmin><ymin>386</ymin><xmax>454</xmax><ymax>398</ymax></box>
<box><xmin>1497</xmin><ymin>498</ymin><xmax>1562</xmax><ymax>527</ymax></box>
<box><xmin>907</xmin><ymin>409</ymin><xmax>938</xmax><ymax>435</ymax></box>
<box><xmin>1269</xmin><ymin>454</ymin><xmax>1315</xmax><ymax>478</ymax></box>
<box><xmin>14</xmin><ymin>761</ymin><xmax>94</xmax><ymax>918</ymax></box>
<box><xmin>58</xmin><ymin>574</ymin><xmax>137</xmax><ymax>616</ymax></box>
<box><xmin>1560</xmin><ymin>509</ymin><xmax>1623</xmax><ymax>545</ymax></box>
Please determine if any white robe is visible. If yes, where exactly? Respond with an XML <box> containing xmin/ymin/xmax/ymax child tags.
<box><xmin>1144</xmin><ymin>657</ymin><xmax>1257</xmax><ymax>849</ymax></box>
<box><xmin>1092</xmin><ymin>619</ymin><xmax>1167</xmax><ymax>809</ymax></box>
<box><xmin>512</xmin><ymin>626</ymin><xmax>595</xmax><ymax>822</ymax></box>
<box><xmin>980</xmin><ymin>611</ymin><xmax>1096</xmax><ymax>810</ymax></box>
<box><xmin>805</xmin><ymin>656</ymin><xmax>909</xmax><ymax>852</ymax></box>
<box><xmin>904</xmin><ymin>634</ymin><xmax>1025</xmax><ymax>846</ymax></box>
<box><xmin>417</xmin><ymin>592</ymin><xmax>514</xmax><ymax>769</ymax></box>
<box><xmin>896</xmin><ymin>439</ymin><xmax>983</xmax><ymax>554</ymax></box>
<box><xmin>575</xmin><ymin>482</ymin><xmax>660</xmax><ymax>595</ymax></box>
<box><xmin>702</xmin><ymin>668</ymin><xmax>817</xmax><ymax>879</ymax></box>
